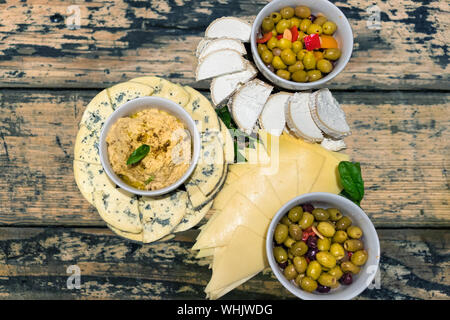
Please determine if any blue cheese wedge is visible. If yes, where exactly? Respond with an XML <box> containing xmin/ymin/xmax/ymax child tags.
<box><xmin>173</xmin><ymin>198</ymin><xmax>213</xmax><ymax>233</ymax></box>
<box><xmin>183</xmin><ymin>86</ymin><xmax>221</xmax><ymax>134</ymax></box>
<box><xmin>139</xmin><ymin>190</ymin><xmax>188</xmax><ymax>243</ymax></box>
<box><xmin>93</xmin><ymin>189</ymin><xmax>142</xmax><ymax>234</ymax></box>
<box><xmin>107</xmin><ymin>81</ymin><xmax>154</xmax><ymax>110</ymax></box>
<box><xmin>130</xmin><ymin>76</ymin><xmax>190</xmax><ymax>107</ymax></box>
<box><xmin>74</xmin><ymin>125</ymin><xmax>101</xmax><ymax>164</ymax></box>
<box><xmin>80</xmin><ymin>89</ymin><xmax>114</xmax><ymax>132</ymax></box>
<box><xmin>107</xmin><ymin>224</ymin><xmax>143</xmax><ymax>242</ymax></box>
<box><xmin>73</xmin><ymin>160</ymin><xmax>114</xmax><ymax>206</ymax></box>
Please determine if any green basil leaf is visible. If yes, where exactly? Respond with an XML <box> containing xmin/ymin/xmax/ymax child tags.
<box><xmin>216</xmin><ymin>106</ymin><xmax>232</xmax><ymax>129</ymax></box>
<box><xmin>338</xmin><ymin>161</ymin><xmax>365</xmax><ymax>205</ymax></box>
<box><xmin>126</xmin><ymin>144</ymin><xmax>150</xmax><ymax>165</ymax></box>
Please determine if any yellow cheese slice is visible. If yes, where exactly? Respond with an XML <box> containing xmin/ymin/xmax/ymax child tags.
<box><xmin>263</xmin><ymin>160</ymin><xmax>298</xmax><ymax>204</ymax></box>
<box><xmin>224</xmin><ymin>171</ymin><xmax>239</xmax><ymax>185</ymax></box>
<box><xmin>204</xmin><ymin>225</ymin><xmax>268</xmax><ymax>293</ymax></box>
<box><xmin>195</xmin><ymin>247</ymin><xmax>217</xmax><ymax>259</ymax></box>
<box><xmin>206</xmin><ymin>273</ymin><xmax>256</xmax><ymax>300</ymax></box>
<box><xmin>192</xmin><ymin>193</ymin><xmax>270</xmax><ymax>250</ymax></box>
<box><xmin>213</xmin><ymin>169</ymin><xmax>282</xmax><ymax>220</ymax></box>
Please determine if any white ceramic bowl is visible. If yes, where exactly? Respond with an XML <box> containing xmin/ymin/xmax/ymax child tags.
<box><xmin>266</xmin><ymin>192</ymin><xmax>380</xmax><ymax>300</ymax></box>
<box><xmin>99</xmin><ymin>96</ymin><xmax>201</xmax><ymax>197</ymax></box>
<box><xmin>251</xmin><ymin>0</ymin><xmax>353</xmax><ymax>90</ymax></box>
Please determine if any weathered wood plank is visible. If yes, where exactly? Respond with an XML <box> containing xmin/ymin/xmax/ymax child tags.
<box><xmin>0</xmin><ymin>0</ymin><xmax>448</xmax><ymax>90</ymax></box>
<box><xmin>0</xmin><ymin>89</ymin><xmax>448</xmax><ymax>227</ymax></box>
<box><xmin>0</xmin><ymin>227</ymin><xmax>448</xmax><ymax>299</ymax></box>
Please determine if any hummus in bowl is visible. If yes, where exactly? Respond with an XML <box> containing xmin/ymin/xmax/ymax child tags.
<box><xmin>99</xmin><ymin>96</ymin><xmax>200</xmax><ymax>197</ymax></box>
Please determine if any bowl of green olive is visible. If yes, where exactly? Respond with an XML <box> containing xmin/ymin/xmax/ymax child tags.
<box><xmin>251</xmin><ymin>0</ymin><xmax>353</xmax><ymax>90</ymax></box>
<box><xmin>266</xmin><ymin>192</ymin><xmax>380</xmax><ymax>300</ymax></box>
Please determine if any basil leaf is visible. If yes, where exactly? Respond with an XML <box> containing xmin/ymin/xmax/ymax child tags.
<box><xmin>338</xmin><ymin>161</ymin><xmax>365</xmax><ymax>205</ymax></box>
<box><xmin>145</xmin><ymin>174</ymin><xmax>155</xmax><ymax>184</ymax></box>
<box><xmin>216</xmin><ymin>106</ymin><xmax>232</xmax><ymax>129</ymax></box>
<box><xmin>126</xmin><ymin>144</ymin><xmax>150</xmax><ymax>165</ymax></box>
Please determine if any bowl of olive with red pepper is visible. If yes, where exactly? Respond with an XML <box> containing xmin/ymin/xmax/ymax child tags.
<box><xmin>266</xmin><ymin>193</ymin><xmax>380</xmax><ymax>300</ymax></box>
<box><xmin>251</xmin><ymin>0</ymin><xmax>353</xmax><ymax>90</ymax></box>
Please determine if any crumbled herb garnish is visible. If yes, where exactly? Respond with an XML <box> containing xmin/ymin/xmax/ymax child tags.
<box><xmin>145</xmin><ymin>174</ymin><xmax>155</xmax><ymax>184</ymax></box>
<box><xmin>127</xmin><ymin>144</ymin><xmax>150</xmax><ymax>165</ymax></box>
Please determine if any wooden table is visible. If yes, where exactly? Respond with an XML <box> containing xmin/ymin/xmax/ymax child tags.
<box><xmin>0</xmin><ymin>0</ymin><xmax>448</xmax><ymax>300</ymax></box>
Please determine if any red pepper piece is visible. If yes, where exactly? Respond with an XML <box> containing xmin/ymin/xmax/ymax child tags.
<box><xmin>290</xmin><ymin>26</ymin><xmax>299</xmax><ymax>42</ymax></box>
<box><xmin>256</xmin><ymin>32</ymin><xmax>273</xmax><ymax>44</ymax></box>
<box><xmin>304</xmin><ymin>33</ymin><xmax>321</xmax><ymax>51</ymax></box>
<box><xmin>347</xmin><ymin>251</ymin><xmax>353</xmax><ymax>259</ymax></box>
<box><xmin>276</xmin><ymin>34</ymin><xmax>283</xmax><ymax>40</ymax></box>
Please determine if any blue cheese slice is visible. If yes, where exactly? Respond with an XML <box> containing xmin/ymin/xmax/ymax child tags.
<box><xmin>74</xmin><ymin>125</ymin><xmax>101</xmax><ymax>164</ymax></box>
<box><xmin>139</xmin><ymin>190</ymin><xmax>188</xmax><ymax>243</ymax></box>
<box><xmin>80</xmin><ymin>89</ymin><xmax>114</xmax><ymax>132</ymax></box>
<box><xmin>173</xmin><ymin>198</ymin><xmax>213</xmax><ymax>233</ymax></box>
<box><xmin>130</xmin><ymin>76</ymin><xmax>190</xmax><ymax>107</ymax></box>
<box><xmin>93</xmin><ymin>189</ymin><xmax>142</xmax><ymax>234</ymax></box>
<box><xmin>73</xmin><ymin>160</ymin><xmax>114</xmax><ymax>206</ymax></box>
<box><xmin>108</xmin><ymin>224</ymin><xmax>143</xmax><ymax>242</ymax></box>
<box><xmin>107</xmin><ymin>81</ymin><xmax>154</xmax><ymax>110</ymax></box>
<box><xmin>183</xmin><ymin>86</ymin><xmax>220</xmax><ymax>133</ymax></box>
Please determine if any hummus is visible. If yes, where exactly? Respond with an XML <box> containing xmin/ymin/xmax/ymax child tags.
<box><xmin>106</xmin><ymin>108</ymin><xmax>192</xmax><ymax>190</ymax></box>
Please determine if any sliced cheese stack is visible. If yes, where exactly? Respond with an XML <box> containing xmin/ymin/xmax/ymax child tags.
<box><xmin>193</xmin><ymin>131</ymin><xmax>350</xmax><ymax>299</ymax></box>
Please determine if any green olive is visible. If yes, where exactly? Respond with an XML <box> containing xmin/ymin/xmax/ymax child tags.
<box><xmin>296</xmin><ymin>49</ymin><xmax>307</xmax><ymax>61</ymax></box>
<box><xmin>276</xmin><ymin>19</ymin><xmax>291</xmax><ymax>34</ymax></box>
<box><xmin>317</xmin><ymin>221</ymin><xmax>336</xmax><ymax>237</ymax></box>
<box><xmin>299</xmin><ymin>19</ymin><xmax>312</xmax><ymax>32</ymax></box>
<box><xmin>280</xmin><ymin>7</ymin><xmax>295</xmax><ymax>19</ymax></box>
<box><xmin>295</xmin><ymin>6</ymin><xmax>311</xmax><ymax>19</ymax></box>
<box><xmin>293</xmin><ymin>256</ymin><xmax>308</xmax><ymax>274</ymax></box>
<box><xmin>270</xmin><ymin>12</ymin><xmax>282</xmax><ymax>23</ymax></box>
<box><xmin>283</xmin><ymin>264</ymin><xmax>298</xmax><ymax>280</ymax></box>
<box><xmin>327</xmin><ymin>208</ymin><xmax>343</xmax><ymax>221</ymax></box>
<box><xmin>290</xmin><ymin>17</ymin><xmax>301</xmax><ymax>28</ymax></box>
<box><xmin>288</xmin><ymin>61</ymin><xmax>304</xmax><ymax>73</ymax></box>
<box><xmin>273</xmin><ymin>246</ymin><xmax>288</xmax><ymax>263</ymax></box>
<box><xmin>267</xmin><ymin>37</ymin><xmax>278</xmax><ymax>50</ymax></box>
<box><xmin>307</xmin><ymin>70</ymin><xmax>322</xmax><ymax>82</ymax></box>
<box><xmin>302</xmin><ymin>52</ymin><xmax>316</xmax><ymax>70</ymax></box>
<box><xmin>318</xmin><ymin>273</ymin><xmax>337</xmax><ymax>287</ymax></box>
<box><xmin>329</xmin><ymin>243</ymin><xmax>346</xmax><ymax>260</ymax></box>
<box><xmin>289</xmin><ymin>241</ymin><xmax>308</xmax><ymax>256</ymax></box>
<box><xmin>288</xmin><ymin>206</ymin><xmax>303</xmax><ymax>222</ymax></box>
<box><xmin>323</xmin><ymin>48</ymin><xmax>341</xmax><ymax>61</ymax></box>
<box><xmin>316</xmin><ymin>251</ymin><xmax>337</xmax><ymax>269</ymax></box>
<box><xmin>272</xmin><ymin>56</ymin><xmax>287</xmax><ymax>70</ymax></box>
<box><xmin>332</xmin><ymin>230</ymin><xmax>348</xmax><ymax>244</ymax></box>
<box><xmin>280</xmin><ymin>48</ymin><xmax>296</xmax><ymax>65</ymax></box>
<box><xmin>347</xmin><ymin>226</ymin><xmax>363</xmax><ymax>239</ymax></box>
<box><xmin>298</xmin><ymin>31</ymin><xmax>307</xmax><ymax>43</ymax></box>
<box><xmin>261</xmin><ymin>49</ymin><xmax>274</xmax><ymax>64</ymax></box>
<box><xmin>306</xmin><ymin>260</ymin><xmax>322</xmax><ymax>280</ymax></box>
<box><xmin>317</xmin><ymin>59</ymin><xmax>333</xmax><ymax>73</ymax></box>
<box><xmin>262</xmin><ymin>17</ymin><xmax>275</xmax><ymax>33</ymax></box>
<box><xmin>306</xmin><ymin>23</ymin><xmax>323</xmax><ymax>35</ymax></box>
<box><xmin>301</xmin><ymin>276</ymin><xmax>318</xmax><ymax>292</ymax></box>
<box><xmin>313</xmin><ymin>16</ymin><xmax>327</xmax><ymax>26</ymax></box>
<box><xmin>289</xmin><ymin>224</ymin><xmax>303</xmax><ymax>240</ymax></box>
<box><xmin>317</xmin><ymin>237</ymin><xmax>331</xmax><ymax>251</ymax></box>
<box><xmin>292</xmin><ymin>40</ymin><xmax>303</xmax><ymax>53</ymax></box>
<box><xmin>322</xmin><ymin>21</ymin><xmax>337</xmax><ymax>35</ymax></box>
<box><xmin>351</xmin><ymin>250</ymin><xmax>369</xmax><ymax>266</ymax></box>
<box><xmin>272</xmin><ymin>47</ymin><xmax>282</xmax><ymax>57</ymax></box>
<box><xmin>295</xmin><ymin>273</ymin><xmax>305</xmax><ymax>287</ymax></box>
<box><xmin>280</xmin><ymin>215</ymin><xmax>292</xmax><ymax>226</ymax></box>
<box><xmin>336</xmin><ymin>216</ymin><xmax>352</xmax><ymax>230</ymax></box>
<box><xmin>328</xmin><ymin>266</ymin><xmax>344</xmax><ymax>280</ymax></box>
<box><xmin>291</xmin><ymin>70</ymin><xmax>308</xmax><ymax>82</ymax></box>
<box><xmin>283</xmin><ymin>237</ymin><xmax>296</xmax><ymax>248</ymax></box>
<box><xmin>341</xmin><ymin>261</ymin><xmax>361</xmax><ymax>274</ymax></box>
<box><xmin>312</xmin><ymin>208</ymin><xmax>330</xmax><ymax>221</ymax></box>
<box><xmin>276</xmin><ymin>69</ymin><xmax>291</xmax><ymax>80</ymax></box>
<box><xmin>277</xmin><ymin>38</ymin><xmax>292</xmax><ymax>50</ymax></box>
<box><xmin>298</xmin><ymin>212</ymin><xmax>314</xmax><ymax>229</ymax></box>
<box><xmin>257</xmin><ymin>44</ymin><xmax>267</xmax><ymax>56</ymax></box>
<box><xmin>344</xmin><ymin>239</ymin><xmax>364</xmax><ymax>252</ymax></box>
<box><xmin>274</xmin><ymin>223</ymin><xmax>288</xmax><ymax>244</ymax></box>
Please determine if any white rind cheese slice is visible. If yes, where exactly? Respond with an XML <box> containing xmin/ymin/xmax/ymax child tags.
<box><xmin>230</xmin><ymin>79</ymin><xmax>273</xmax><ymax>134</ymax></box>
<box><xmin>73</xmin><ymin>125</ymin><xmax>101</xmax><ymax>165</ymax></box>
<box><xmin>198</xmin><ymin>38</ymin><xmax>246</xmax><ymax>60</ymax></box>
<box><xmin>205</xmin><ymin>17</ymin><xmax>252</xmax><ymax>42</ymax></box>
<box><xmin>321</xmin><ymin>137</ymin><xmax>347</xmax><ymax>152</ymax></box>
<box><xmin>204</xmin><ymin>225</ymin><xmax>268</xmax><ymax>294</ymax></box>
<box><xmin>139</xmin><ymin>190</ymin><xmax>188</xmax><ymax>243</ymax></box>
<box><xmin>107</xmin><ymin>81</ymin><xmax>154</xmax><ymax>110</ymax></box>
<box><xmin>93</xmin><ymin>189</ymin><xmax>142</xmax><ymax>234</ymax></box>
<box><xmin>259</xmin><ymin>92</ymin><xmax>292</xmax><ymax>136</ymax></box>
<box><xmin>196</xmin><ymin>49</ymin><xmax>247</xmax><ymax>81</ymax></box>
<box><xmin>196</xmin><ymin>38</ymin><xmax>211</xmax><ymax>57</ymax></box>
<box><xmin>210</xmin><ymin>61</ymin><xmax>258</xmax><ymax>106</ymax></box>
